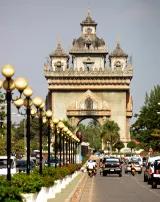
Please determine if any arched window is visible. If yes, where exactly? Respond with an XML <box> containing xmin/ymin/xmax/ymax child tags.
<box><xmin>85</xmin><ymin>97</ymin><xmax>93</xmax><ymax>110</ymax></box>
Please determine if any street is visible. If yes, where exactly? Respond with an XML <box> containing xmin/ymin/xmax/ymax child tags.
<box><xmin>79</xmin><ymin>169</ymin><xmax>160</xmax><ymax>202</ymax></box>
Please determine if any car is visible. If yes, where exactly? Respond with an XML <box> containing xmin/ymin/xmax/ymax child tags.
<box><xmin>16</xmin><ymin>159</ymin><xmax>35</xmax><ymax>173</ymax></box>
<box><xmin>130</xmin><ymin>156</ymin><xmax>143</xmax><ymax>166</ymax></box>
<box><xmin>44</xmin><ymin>157</ymin><xmax>60</xmax><ymax>167</ymax></box>
<box><xmin>102</xmin><ymin>157</ymin><xmax>122</xmax><ymax>177</ymax></box>
<box><xmin>0</xmin><ymin>156</ymin><xmax>17</xmax><ymax>175</ymax></box>
<box><xmin>151</xmin><ymin>159</ymin><xmax>160</xmax><ymax>189</ymax></box>
<box><xmin>144</xmin><ymin>156</ymin><xmax>160</xmax><ymax>183</ymax></box>
<box><xmin>125</xmin><ymin>161</ymin><xmax>142</xmax><ymax>174</ymax></box>
<box><xmin>144</xmin><ymin>162</ymin><xmax>154</xmax><ymax>183</ymax></box>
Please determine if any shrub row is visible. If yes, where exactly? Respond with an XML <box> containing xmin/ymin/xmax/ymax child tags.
<box><xmin>0</xmin><ymin>163</ymin><xmax>82</xmax><ymax>202</ymax></box>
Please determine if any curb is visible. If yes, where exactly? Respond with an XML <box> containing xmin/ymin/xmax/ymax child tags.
<box><xmin>65</xmin><ymin>172</ymin><xmax>87</xmax><ymax>202</ymax></box>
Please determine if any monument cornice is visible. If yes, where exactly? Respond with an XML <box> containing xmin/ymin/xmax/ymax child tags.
<box><xmin>67</xmin><ymin>109</ymin><xmax>111</xmax><ymax>117</ymax></box>
<box><xmin>48</xmin><ymin>85</ymin><xmax>130</xmax><ymax>90</ymax></box>
<box><xmin>44</xmin><ymin>66</ymin><xmax>133</xmax><ymax>78</ymax></box>
<box><xmin>46</xmin><ymin>75</ymin><xmax>132</xmax><ymax>90</ymax></box>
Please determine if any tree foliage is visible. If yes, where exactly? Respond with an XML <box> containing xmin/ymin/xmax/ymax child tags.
<box><xmin>127</xmin><ymin>141</ymin><xmax>137</xmax><ymax>154</ymax></box>
<box><xmin>0</xmin><ymin>136</ymin><xmax>6</xmax><ymax>155</ymax></box>
<box><xmin>13</xmin><ymin>117</ymin><xmax>48</xmax><ymax>156</ymax></box>
<box><xmin>101</xmin><ymin>120</ymin><xmax>120</xmax><ymax>153</ymax></box>
<box><xmin>78</xmin><ymin>120</ymin><xmax>101</xmax><ymax>150</ymax></box>
<box><xmin>114</xmin><ymin>140</ymin><xmax>125</xmax><ymax>153</ymax></box>
<box><xmin>131</xmin><ymin>85</ymin><xmax>160</xmax><ymax>151</ymax></box>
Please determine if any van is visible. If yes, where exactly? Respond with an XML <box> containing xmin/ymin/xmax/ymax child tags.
<box><xmin>0</xmin><ymin>156</ymin><xmax>17</xmax><ymax>176</ymax></box>
<box><xmin>144</xmin><ymin>156</ymin><xmax>160</xmax><ymax>183</ymax></box>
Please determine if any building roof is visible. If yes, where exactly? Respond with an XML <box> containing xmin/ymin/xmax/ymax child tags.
<box><xmin>50</xmin><ymin>42</ymin><xmax>69</xmax><ymax>58</ymax></box>
<box><xmin>110</xmin><ymin>43</ymin><xmax>128</xmax><ymax>58</ymax></box>
<box><xmin>80</xmin><ymin>12</ymin><xmax>97</xmax><ymax>26</ymax></box>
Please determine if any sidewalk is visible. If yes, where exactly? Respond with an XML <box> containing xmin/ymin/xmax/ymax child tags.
<box><xmin>47</xmin><ymin>172</ymin><xmax>87</xmax><ymax>202</ymax></box>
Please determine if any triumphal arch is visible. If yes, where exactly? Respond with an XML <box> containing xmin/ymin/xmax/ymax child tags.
<box><xmin>44</xmin><ymin>12</ymin><xmax>133</xmax><ymax>143</ymax></box>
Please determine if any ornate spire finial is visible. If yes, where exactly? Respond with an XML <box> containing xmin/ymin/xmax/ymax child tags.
<box><xmin>116</xmin><ymin>34</ymin><xmax>120</xmax><ymax>46</ymax></box>
<box><xmin>87</xmin><ymin>8</ymin><xmax>91</xmax><ymax>17</ymax></box>
<box><xmin>56</xmin><ymin>35</ymin><xmax>61</xmax><ymax>46</ymax></box>
<box><xmin>81</xmin><ymin>9</ymin><xmax>97</xmax><ymax>26</ymax></box>
<box><xmin>110</xmin><ymin>38</ymin><xmax>128</xmax><ymax>58</ymax></box>
<box><xmin>50</xmin><ymin>38</ymin><xmax>69</xmax><ymax>58</ymax></box>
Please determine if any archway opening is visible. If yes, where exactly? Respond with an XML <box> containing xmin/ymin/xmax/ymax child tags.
<box><xmin>77</xmin><ymin>118</ymin><xmax>102</xmax><ymax>152</ymax></box>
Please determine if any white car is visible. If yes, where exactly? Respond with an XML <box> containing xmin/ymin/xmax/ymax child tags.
<box><xmin>0</xmin><ymin>156</ymin><xmax>17</xmax><ymax>175</ymax></box>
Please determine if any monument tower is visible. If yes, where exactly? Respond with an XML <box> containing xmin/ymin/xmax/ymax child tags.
<box><xmin>44</xmin><ymin>12</ymin><xmax>133</xmax><ymax>144</ymax></box>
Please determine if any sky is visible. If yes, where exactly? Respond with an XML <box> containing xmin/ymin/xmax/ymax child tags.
<box><xmin>0</xmin><ymin>0</ymin><xmax>160</xmax><ymax>122</ymax></box>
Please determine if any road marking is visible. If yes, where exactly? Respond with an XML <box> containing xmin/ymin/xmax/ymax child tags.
<box><xmin>88</xmin><ymin>176</ymin><xmax>94</xmax><ymax>202</ymax></box>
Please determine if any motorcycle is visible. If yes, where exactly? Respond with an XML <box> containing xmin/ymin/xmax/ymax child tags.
<box><xmin>131</xmin><ymin>167</ymin><xmax>136</xmax><ymax>176</ymax></box>
<box><xmin>88</xmin><ymin>168</ymin><xmax>94</xmax><ymax>177</ymax></box>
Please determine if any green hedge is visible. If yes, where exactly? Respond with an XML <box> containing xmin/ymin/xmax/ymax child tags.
<box><xmin>0</xmin><ymin>164</ymin><xmax>82</xmax><ymax>202</ymax></box>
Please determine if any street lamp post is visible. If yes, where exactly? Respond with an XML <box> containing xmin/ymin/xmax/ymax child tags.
<box><xmin>72</xmin><ymin>138</ymin><xmax>74</xmax><ymax>164</ymax></box>
<box><xmin>39</xmin><ymin>108</ymin><xmax>43</xmax><ymax>174</ymax></box>
<box><xmin>68</xmin><ymin>137</ymin><xmax>71</xmax><ymax>164</ymax></box>
<box><xmin>76</xmin><ymin>131</ymin><xmax>82</xmax><ymax>164</ymax></box>
<box><xmin>158</xmin><ymin>103</ymin><xmax>160</xmax><ymax>114</ymax></box>
<box><xmin>75</xmin><ymin>142</ymin><xmax>78</xmax><ymax>164</ymax></box>
<box><xmin>1</xmin><ymin>64</ymin><xmax>28</xmax><ymax>181</ymax></box>
<box><xmin>62</xmin><ymin>126</ymin><xmax>68</xmax><ymax>166</ymax></box>
<box><xmin>53</xmin><ymin>118</ymin><xmax>59</xmax><ymax>168</ymax></box>
<box><xmin>72</xmin><ymin>139</ymin><xmax>75</xmax><ymax>164</ymax></box>
<box><xmin>46</xmin><ymin>110</ymin><xmax>52</xmax><ymax>167</ymax></box>
<box><xmin>14</xmin><ymin>86</ymin><xmax>33</xmax><ymax>174</ymax></box>
<box><xmin>57</xmin><ymin>121</ymin><xmax>64</xmax><ymax>167</ymax></box>
<box><xmin>65</xmin><ymin>137</ymin><xmax>68</xmax><ymax>166</ymax></box>
<box><xmin>62</xmin><ymin>133</ymin><xmax>65</xmax><ymax>166</ymax></box>
<box><xmin>33</xmin><ymin>96</ymin><xmax>44</xmax><ymax>175</ymax></box>
<box><xmin>70</xmin><ymin>137</ymin><xmax>73</xmax><ymax>164</ymax></box>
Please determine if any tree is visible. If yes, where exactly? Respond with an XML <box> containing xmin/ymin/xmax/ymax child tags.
<box><xmin>114</xmin><ymin>141</ymin><xmax>125</xmax><ymax>154</ymax></box>
<box><xmin>0</xmin><ymin>135</ymin><xmax>6</xmax><ymax>155</ymax></box>
<box><xmin>78</xmin><ymin>120</ymin><xmax>102</xmax><ymax>150</ymax></box>
<box><xmin>14</xmin><ymin>117</ymin><xmax>48</xmax><ymax>154</ymax></box>
<box><xmin>131</xmin><ymin>85</ymin><xmax>160</xmax><ymax>151</ymax></box>
<box><xmin>101</xmin><ymin>120</ymin><xmax>120</xmax><ymax>154</ymax></box>
<box><xmin>127</xmin><ymin>141</ymin><xmax>136</xmax><ymax>155</ymax></box>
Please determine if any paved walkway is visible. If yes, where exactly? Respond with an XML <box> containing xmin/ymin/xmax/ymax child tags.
<box><xmin>48</xmin><ymin>172</ymin><xmax>87</xmax><ymax>202</ymax></box>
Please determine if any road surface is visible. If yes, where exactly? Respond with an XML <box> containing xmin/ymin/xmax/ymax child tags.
<box><xmin>79</xmin><ymin>169</ymin><xmax>160</xmax><ymax>202</ymax></box>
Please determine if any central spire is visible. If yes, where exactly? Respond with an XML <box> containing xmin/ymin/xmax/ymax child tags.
<box><xmin>80</xmin><ymin>11</ymin><xmax>97</xmax><ymax>27</ymax></box>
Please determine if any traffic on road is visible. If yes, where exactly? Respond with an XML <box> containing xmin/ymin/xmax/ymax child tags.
<box><xmin>82</xmin><ymin>154</ymin><xmax>160</xmax><ymax>202</ymax></box>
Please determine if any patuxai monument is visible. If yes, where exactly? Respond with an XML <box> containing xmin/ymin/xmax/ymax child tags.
<box><xmin>44</xmin><ymin>12</ymin><xmax>133</xmax><ymax>145</ymax></box>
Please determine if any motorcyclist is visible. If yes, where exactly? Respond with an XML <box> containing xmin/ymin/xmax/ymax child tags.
<box><xmin>93</xmin><ymin>160</ymin><xmax>97</xmax><ymax>175</ymax></box>
<box><xmin>87</xmin><ymin>159</ymin><xmax>95</xmax><ymax>170</ymax></box>
<box><xmin>86</xmin><ymin>159</ymin><xmax>96</xmax><ymax>176</ymax></box>
<box><xmin>99</xmin><ymin>158</ymin><xmax>103</xmax><ymax>175</ymax></box>
<box><xmin>130</xmin><ymin>162</ymin><xmax>136</xmax><ymax>175</ymax></box>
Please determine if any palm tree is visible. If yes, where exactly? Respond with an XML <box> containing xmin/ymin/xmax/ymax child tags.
<box><xmin>101</xmin><ymin>120</ymin><xmax>120</xmax><ymax>154</ymax></box>
<box><xmin>114</xmin><ymin>140</ymin><xmax>125</xmax><ymax>154</ymax></box>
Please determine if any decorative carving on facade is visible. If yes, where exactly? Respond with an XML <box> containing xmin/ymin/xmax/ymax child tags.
<box><xmin>67</xmin><ymin>90</ymin><xmax>111</xmax><ymax>117</ymax></box>
<box><xmin>44</xmin><ymin>65</ymin><xmax>133</xmax><ymax>77</ymax></box>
